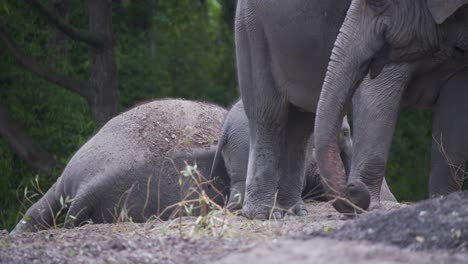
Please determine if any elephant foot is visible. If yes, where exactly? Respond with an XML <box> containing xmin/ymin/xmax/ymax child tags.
<box><xmin>10</xmin><ymin>219</ymin><xmax>37</xmax><ymax>235</ymax></box>
<box><xmin>278</xmin><ymin>200</ymin><xmax>308</xmax><ymax>217</ymax></box>
<box><xmin>241</xmin><ymin>202</ymin><xmax>282</xmax><ymax>220</ymax></box>
<box><xmin>369</xmin><ymin>200</ymin><xmax>382</xmax><ymax>211</ymax></box>
<box><xmin>226</xmin><ymin>201</ymin><xmax>243</xmax><ymax>211</ymax></box>
<box><xmin>332</xmin><ymin>181</ymin><xmax>371</xmax><ymax>215</ymax></box>
<box><xmin>227</xmin><ymin>190</ymin><xmax>244</xmax><ymax>211</ymax></box>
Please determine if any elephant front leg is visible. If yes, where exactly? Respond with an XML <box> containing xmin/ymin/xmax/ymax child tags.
<box><xmin>243</xmin><ymin>115</ymin><xmax>287</xmax><ymax>219</ymax></box>
<box><xmin>277</xmin><ymin>109</ymin><xmax>315</xmax><ymax>216</ymax></box>
<box><xmin>429</xmin><ymin>69</ymin><xmax>468</xmax><ymax>196</ymax></box>
<box><xmin>235</xmin><ymin>11</ymin><xmax>289</xmax><ymax>219</ymax></box>
<box><xmin>347</xmin><ymin>65</ymin><xmax>411</xmax><ymax>212</ymax></box>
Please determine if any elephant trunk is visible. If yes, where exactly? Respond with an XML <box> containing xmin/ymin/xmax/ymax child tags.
<box><xmin>315</xmin><ymin>2</ymin><xmax>384</xmax><ymax>213</ymax></box>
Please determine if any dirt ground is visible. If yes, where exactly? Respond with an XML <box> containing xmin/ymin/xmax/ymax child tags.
<box><xmin>314</xmin><ymin>191</ymin><xmax>468</xmax><ymax>252</ymax></box>
<box><xmin>1</xmin><ymin>193</ymin><xmax>467</xmax><ymax>264</ymax></box>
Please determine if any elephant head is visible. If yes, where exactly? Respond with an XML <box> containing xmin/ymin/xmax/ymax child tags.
<box><xmin>314</xmin><ymin>0</ymin><xmax>468</xmax><ymax>213</ymax></box>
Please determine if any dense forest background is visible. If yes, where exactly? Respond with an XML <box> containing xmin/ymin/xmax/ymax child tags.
<box><xmin>0</xmin><ymin>0</ymin><xmax>465</xmax><ymax>231</ymax></box>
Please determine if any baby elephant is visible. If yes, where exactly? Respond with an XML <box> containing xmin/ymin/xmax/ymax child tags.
<box><xmin>12</xmin><ymin>99</ymin><xmax>230</xmax><ymax>234</ymax></box>
<box><xmin>211</xmin><ymin>100</ymin><xmax>396</xmax><ymax>211</ymax></box>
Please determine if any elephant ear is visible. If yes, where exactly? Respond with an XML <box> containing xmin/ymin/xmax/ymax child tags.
<box><xmin>427</xmin><ymin>0</ymin><xmax>468</xmax><ymax>24</ymax></box>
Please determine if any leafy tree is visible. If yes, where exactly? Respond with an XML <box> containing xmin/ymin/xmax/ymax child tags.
<box><xmin>1</xmin><ymin>0</ymin><xmax>118</xmax><ymax>130</ymax></box>
<box><xmin>0</xmin><ymin>0</ymin><xmax>237</xmax><ymax>230</ymax></box>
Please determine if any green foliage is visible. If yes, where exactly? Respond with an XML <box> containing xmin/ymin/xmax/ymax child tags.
<box><xmin>0</xmin><ymin>0</ymin><xmax>236</xmax><ymax>230</ymax></box>
<box><xmin>387</xmin><ymin>109</ymin><xmax>468</xmax><ymax>201</ymax></box>
<box><xmin>0</xmin><ymin>0</ymin><xmax>93</xmax><ymax>229</ymax></box>
<box><xmin>116</xmin><ymin>0</ymin><xmax>237</xmax><ymax>108</ymax></box>
<box><xmin>387</xmin><ymin>109</ymin><xmax>433</xmax><ymax>202</ymax></box>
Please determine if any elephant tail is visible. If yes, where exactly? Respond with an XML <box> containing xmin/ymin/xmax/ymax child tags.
<box><xmin>209</xmin><ymin>121</ymin><xmax>229</xmax><ymax>181</ymax></box>
<box><xmin>10</xmin><ymin>181</ymin><xmax>64</xmax><ymax>234</ymax></box>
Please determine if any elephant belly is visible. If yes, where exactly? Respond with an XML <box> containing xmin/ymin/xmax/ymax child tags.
<box><xmin>402</xmin><ymin>76</ymin><xmax>442</xmax><ymax>108</ymax></box>
<box><xmin>268</xmin><ymin>36</ymin><xmax>329</xmax><ymax>112</ymax></box>
<box><xmin>403</xmin><ymin>59</ymin><xmax>468</xmax><ymax>108</ymax></box>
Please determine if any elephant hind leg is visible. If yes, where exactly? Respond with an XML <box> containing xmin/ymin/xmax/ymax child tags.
<box><xmin>277</xmin><ymin>108</ymin><xmax>315</xmax><ymax>216</ymax></box>
<box><xmin>64</xmin><ymin>194</ymin><xmax>93</xmax><ymax>229</ymax></box>
<box><xmin>429</xmin><ymin>69</ymin><xmax>468</xmax><ymax>196</ymax></box>
<box><xmin>11</xmin><ymin>183</ymin><xmax>62</xmax><ymax>233</ymax></box>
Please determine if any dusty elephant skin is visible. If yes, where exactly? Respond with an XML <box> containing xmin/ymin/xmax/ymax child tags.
<box><xmin>211</xmin><ymin>99</ymin><xmax>395</xmax><ymax>210</ymax></box>
<box><xmin>315</xmin><ymin>0</ymin><xmax>468</xmax><ymax>213</ymax></box>
<box><xmin>11</xmin><ymin>99</ymin><xmax>229</xmax><ymax>234</ymax></box>
<box><xmin>235</xmin><ymin>0</ymin><xmax>353</xmax><ymax>219</ymax></box>
<box><xmin>311</xmin><ymin>191</ymin><xmax>468</xmax><ymax>252</ymax></box>
<box><xmin>236</xmin><ymin>0</ymin><xmax>468</xmax><ymax>218</ymax></box>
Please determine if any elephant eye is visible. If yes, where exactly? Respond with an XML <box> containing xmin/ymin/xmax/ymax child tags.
<box><xmin>342</xmin><ymin>130</ymin><xmax>349</xmax><ymax>137</ymax></box>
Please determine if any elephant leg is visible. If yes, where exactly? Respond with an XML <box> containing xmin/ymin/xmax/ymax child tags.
<box><xmin>236</xmin><ymin>13</ymin><xmax>288</xmax><ymax>219</ymax></box>
<box><xmin>379</xmin><ymin>178</ymin><xmax>397</xmax><ymax>202</ymax></box>
<box><xmin>242</xmin><ymin>108</ymin><xmax>287</xmax><ymax>220</ymax></box>
<box><xmin>64</xmin><ymin>195</ymin><xmax>93</xmax><ymax>228</ymax></box>
<box><xmin>348</xmin><ymin>65</ymin><xmax>411</xmax><ymax>212</ymax></box>
<box><xmin>277</xmin><ymin>108</ymin><xmax>315</xmax><ymax>216</ymax></box>
<box><xmin>429</xmin><ymin>69</ymin><xmax>468</xmax><ymax>196</ymax></box>
<box><xmin>227</xmin><ymin>179</ymin><xmax>246</xmax><ymax>211</ymax></box>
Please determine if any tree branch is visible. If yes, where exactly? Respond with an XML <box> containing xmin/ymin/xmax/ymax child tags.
<box><xmin>0</xmin><ymin>104</ymin><xmax>60</xmax><ymax>177</ymax></box>
<box><xmin>24</xmin><ymin>0</ymin><xmax>109</xmax><ymax>48</ymax></box>
<box><xmin>0</xmin><ymin>20</ymin><xmax>96</xmax><ymax>101</ymax></box>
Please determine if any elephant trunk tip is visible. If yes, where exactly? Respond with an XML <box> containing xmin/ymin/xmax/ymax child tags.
<box><xmin>332</xmin><ymin>181</ymin><xmax>371</xmax><ymax>215</ymax></box>
<box><xmin>316</xmin><ymin>144</ymin><xmax>346</xmax><ymax>192</ymax></box>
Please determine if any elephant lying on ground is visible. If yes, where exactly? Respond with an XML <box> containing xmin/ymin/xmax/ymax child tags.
<box><xmin>315</xmin><ymin>0</ymin><xmax>468</xmax><ymax>213</ymax></box>
<box><xmin>11</xmin><ymin>99</ymin><xmax>230</xmax><ymax>234</ymax></box>
<box><xmin>235</xmin><ymin>0</ymin><xmax>468</xmax><ymax>218</ymax></box>
<box><xmin>211</xmin><ymin>100</ymin><xmax>396</xmax><ymax>211</ymax></box>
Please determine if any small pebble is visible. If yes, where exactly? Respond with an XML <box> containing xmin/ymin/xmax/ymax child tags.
<box><xmin>419</xmin><ymin>211</ymin><xmax>428</xmax><ymax>217</ymax></box>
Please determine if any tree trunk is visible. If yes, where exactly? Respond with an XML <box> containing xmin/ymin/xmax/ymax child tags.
<box><xmin>50</xmin><ymin>0</ymin><xmax>70</xmax><ymax>58</ymax></box>
<box><xmin>0</xmin><ymin>0</ymin><xmax>119</xmax><ymax>174</ymax></box>
<box><xmin>0</xmin><ymin>104</ymin><xmax>59</xmax><ymax>177</ymax></box>
<box><xmin>87</xmin><ymin>0</ymin><xmax>118</xmax><ymax>129</ymax></box>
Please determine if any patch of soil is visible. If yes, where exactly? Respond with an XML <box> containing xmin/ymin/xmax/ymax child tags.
<box><xmin>215</xmin><ymin>238</ymin><xmax>468</xmax><ymax>264</ymax></box>
<box><xmin>1</xmin><ymin>200</ymin><xmax>465</xmax><ymax>264</ymax></box>
<box><xmin>0</xmin><ymin>225</ymin><xmax>251</xmax><ymax>264</ymax></box>
<box><xmin>0</xmin><ymin>202</ymin><xmax>398</xmax><ymax>264</ymax></box>
<box><xmin>311</xmin><ymin>191</ymin><xmax>468</xmax><ymax>252</ymax></box>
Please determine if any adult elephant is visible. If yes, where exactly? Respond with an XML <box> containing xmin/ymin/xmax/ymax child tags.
<box><xmin>235</xmin><ymin>0</ymin><xmax>353</xmax><ymax>219</ymax></box>
<box><xmin>210</xmin><ymin>99</ymin><xmax>396</xmax><ymax>210</ymax></box>
<box><xmin>315</xmin><ymin>0</ymin><xmax>468</xmax><ymax>213</ymax></box>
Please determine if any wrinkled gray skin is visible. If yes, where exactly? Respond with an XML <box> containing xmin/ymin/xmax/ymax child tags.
<box><xmin>236</xmin><ymin>0</ymin><xmax>468</xmax><ymax>218</ymax></box>
<box><xmin>11</xmin><ymin>99</ymin><xmax>229</xmax><ymax>234</ymax></box>
<box><xmin>315</xmin><ymin>0</ymin><xmax>468</xmax><ymax>214</ymax></box>
<box><xmin>211</xmin><ymin>100</ymin><xmax>395</xmax><ymax>211</ymax></box>
<box><xmin>236</xmin><ymin>0</ymin><xmax>353</xmax><ymax>219</ymax></box>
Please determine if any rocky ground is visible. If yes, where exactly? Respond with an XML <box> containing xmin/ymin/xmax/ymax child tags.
<box><xmin>1</xmin><ymin>192</ymin><xmax>467</xmax><ymax>264</ymax></box>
